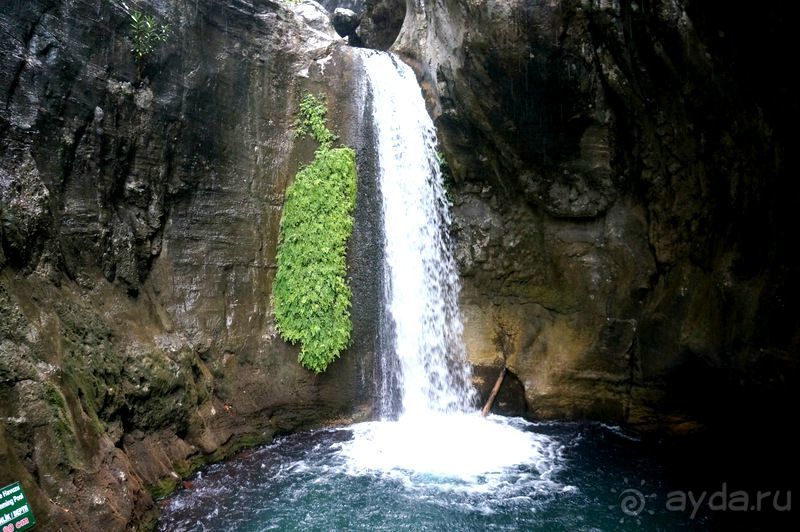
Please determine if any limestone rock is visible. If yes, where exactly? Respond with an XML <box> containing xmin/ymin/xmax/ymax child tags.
<box><xmin>291</xmin><ymin>0</ymin><xmax>337</xmax><ymax>38</ymax></box>
<box><xmin>0</xmin><ymin>0</ymin><xmax>376</xmax><ymax>528</ymax></box>
<box><xmin>359</xmin><ymin>0</ymin><xmax>406</xmax><ymax>50</ymax></box>
<box><xmin>319</xmin><ymin>0</ymin><xmax>366</xmax><ymax>12</ymax></box>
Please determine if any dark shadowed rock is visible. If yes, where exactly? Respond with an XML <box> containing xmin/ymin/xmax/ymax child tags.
<box><xmin>333</xmin><ymin>8</ymin><xmax>361</xmax><ymax>37</ymax></box>
<box><xmin>359</xmin><ymin>0</ymin><xmax>406</xmax><ymax>50</ymax></box>
<box><xmin>394</xmin><ymin>0</ymin><xmax>799</xmax><ymax>430</ymax></box>
<box><xmin>472</xmin><ymin>365</ymin><xmax>527</xmax><ymax>417</ymax></box>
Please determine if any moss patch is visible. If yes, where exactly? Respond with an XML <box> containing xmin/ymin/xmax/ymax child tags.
<box><xmin>147</xmin><ymin>431</ymin><xmax>274</xmax><ymax>500</ymax></box>
<box><xmin>45</xmin><ymin>382</ymin><xmax>68</xmax><ymax>411</ymax></box>
<box><xmin>148</xmin><ymin>476</ymin><xmax>179</xmax><ymax>500</ymax></box>
<box><xmin>0</xmin><ymin>285</ymin><xmax>28</xmax><ymax>342</ymax></box>
<box><xmin>54</xmin><ymin>300</ymin><xmax>207</xmax><ymax>436</ymax></box>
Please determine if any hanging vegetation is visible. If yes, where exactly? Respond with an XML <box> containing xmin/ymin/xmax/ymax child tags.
<box><xmin>272</xmin><ymin>94</ymin><xmax>357</xmax><ymax>373</ymax></box>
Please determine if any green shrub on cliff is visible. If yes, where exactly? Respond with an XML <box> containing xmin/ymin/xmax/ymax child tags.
<box><xmin>273</xmin><ymin>93</ymin><xmax>357</xmax><ymax>373</ymax></box>
<box><xmin>294</xmin><ymin>93</ymin><xmax>336</xmax><ymax>149</ymax></box>
<box><xmin>129</xmin><ymin>9</ymin><xmax>168</xmax><ymax>61</ymax></box>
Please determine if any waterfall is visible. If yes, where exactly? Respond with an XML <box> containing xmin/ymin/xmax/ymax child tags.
<box><xmin>336</xmin><ymin>50</ymin><xmax>555</xmax><ymax>482</ymax></box>
<box><xmin>362</xmin><ymin>51</ymin><xmax>476</xmax><ymax>419</ymax></box>
<box><xmin>160</xmin><ymin>53</ymin><xmax>569</xmax><ymax>532</ymax></box>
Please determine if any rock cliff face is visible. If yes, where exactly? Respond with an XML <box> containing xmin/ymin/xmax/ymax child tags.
<box><xmin>2</xmin><ymin>0</ymin><xmax>799</xmax><ymax>528</ymax></box>
<box><xmin>394</xmin><ymin>0</ymin><xmax>798</xmax><ymax>429</ymax></box>
<box><xmin>1</xmin><ymin>1</ymin><xmax>379</xmax><ymax>529</ymax></box>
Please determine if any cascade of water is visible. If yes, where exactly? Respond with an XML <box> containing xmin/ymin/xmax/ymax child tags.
<box><xmin>158</xmin><ymin>57</ymin><xmax>566</xmax><ymax>529</ymax></box>
<box><xmin>337</xmin><ymin>50</ymin><xmax>555</xmax><ymax>482</ymax></box>
<box><xmin>362</xmin><ymin>50</ymin><xmax>476</xmax><ymax>419</ymax></box>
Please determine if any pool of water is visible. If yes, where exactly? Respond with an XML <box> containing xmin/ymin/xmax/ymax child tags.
<box><xmin>157</xmin><ymin>418</ymin><xmax>721</xmax><ymax>531</ymax></box>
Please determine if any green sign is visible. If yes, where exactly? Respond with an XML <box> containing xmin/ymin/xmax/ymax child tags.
<box><xmin>0</xmin><ymin>482</ymin><xmax>36</xmax><ymax>531</ymax></box>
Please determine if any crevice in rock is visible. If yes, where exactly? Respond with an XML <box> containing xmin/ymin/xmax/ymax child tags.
<box><xmin>5</xmin><ymin>60</ymin><xmax>26</xmax><ymax>110</ymax></box>
<box><xmin>328</xmin><ymin>0</ymin><xmax>406</xmax><ymax>50</ymax></box>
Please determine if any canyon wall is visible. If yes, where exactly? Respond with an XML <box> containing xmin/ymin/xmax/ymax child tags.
<box><xmin>1</xmin><ymin>1</ymin><xmax>378</xmax><ymax>529</ymax></box>
<box><xmin>393</xmin><ymin>0</ymin><xmax>799</xmax><ymax>429</ymax></box>
<box><xmin>2</xmin><ymin>0</ymin><xmax>799</xmax><ymax>528</ymax></box>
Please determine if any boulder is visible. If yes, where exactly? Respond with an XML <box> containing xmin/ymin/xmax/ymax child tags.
<box><xmin>332</xmin><ymin>7</ymin><xmax>361</xmax><ymax>37</ymax></box>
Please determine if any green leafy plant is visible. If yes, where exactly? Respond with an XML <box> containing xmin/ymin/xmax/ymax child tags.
<box><xmin>130</xmin><ymin>9</ymin><xmax>168</xmax><ymax>61</ymax></box>
<box><xmin>273</xmin><ymin>93</ymin><xmax>357</xmax><ymax>373</ymax></box>
<box><xmin>294</xmin><ymin>93</ymin><xmax>337</xmax><ymax>149</ymax></box>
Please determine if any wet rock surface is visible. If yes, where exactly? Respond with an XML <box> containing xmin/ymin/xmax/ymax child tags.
<box><xmin>323</xmin><ymin>0</ymin><xmax>406</xmax><ymax>50</ymax></box>
<box><xmin>394</xmin><ymin>0</ymin><xmax>799</xmax><ymax>429</ymax></box>
<box><xmin>333</xmin><ymin>8</ymin><xmax>361</xmax><ymax>36</ymax></box>
<box><xmin>359</xmin><ymin>0</ymin><xmax>406</xmax><ymax>50</ymax></box>
<box><xmin>2</xmin><ymin>0</ymin><xmax>799</xmax><ymax>528</ymax></box>
<box><xmin>471</xmin><ymin>365</ymin><xmax>527</xmax><ymax>418</ymax></box>
<box><xmin>1</xmin><ymin>0</ymin><xmax>375</xmax><ymax>529</ymax></box>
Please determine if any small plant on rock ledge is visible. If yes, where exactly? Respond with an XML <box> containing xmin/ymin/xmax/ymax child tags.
<box><xmin>294</xmin><ymin>93</ymin><xmax>337</xmax><ymax>149</ymax></box>
<box><xmin>436</xmin><ymin>149</ymin><xmax>455</xmax><ymax>202</ymax></box>
<box><xmin>129</xmin><ymin>9</ymin><xmax>168</xmax><ymax>61</ymax></box>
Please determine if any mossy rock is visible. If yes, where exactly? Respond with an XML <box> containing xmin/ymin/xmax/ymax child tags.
<box><xmin>148</xmin><ymin>476</ymin><xmax>179</xmax><ymax>500</ymax></box>
<box><xmin>147</xmin><ymin>431</ymin><xmax>274</xmax><ymax>500</ymax></box>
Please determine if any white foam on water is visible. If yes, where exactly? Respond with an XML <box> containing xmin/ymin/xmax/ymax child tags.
<box><xmin>341</xmin><ymin>414</ymin><xmax>557</xmax><ymax>480</ymax></box>
<box><xmin>336</xmin><ymin>414</ymin><xmax>567</xmax><ymax>504</ymax></box>
<box><xmin>350</xmin><ymin>49</ymin><xmax>569</xmax><ymax>495</ymax></box>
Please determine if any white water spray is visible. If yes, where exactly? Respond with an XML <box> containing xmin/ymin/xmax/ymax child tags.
<box><xmin>158</xmin><ymin>54</ymin><xmax>568</xmax><ymax>531</ymax></box>
<box><xmin>340</xmin><ymin>51</ymin><xmax>562</xmax><ymax>483</ymax></box>
<box><xmin>365</xmin><ymin>51</ymin><xmax>475</xmax><ymax>418</ymax></box>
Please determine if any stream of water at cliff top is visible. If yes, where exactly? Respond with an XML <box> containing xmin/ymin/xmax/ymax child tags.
<box><xmin>156</xmin><ymin>51</ymin><xmax>698</xmax><ymax>531</ymax></box>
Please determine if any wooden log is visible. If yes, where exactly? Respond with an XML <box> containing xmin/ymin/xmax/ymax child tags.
<box><xmin>481</xmin><ymin>366</ymin><xmax>507</xmax><ymax>417</ymax></box>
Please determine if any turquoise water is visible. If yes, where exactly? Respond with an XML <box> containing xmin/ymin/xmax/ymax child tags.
<box><xmin>158</xmin><ymin>421</ymin><xmax>713</xmax><ymax>531</ymax></box>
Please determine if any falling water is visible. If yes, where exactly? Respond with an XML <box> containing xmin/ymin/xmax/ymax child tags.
<box><xmin>159</xmin><ymin>50</ymin><xmax>578</xmax><ymax>532</ymax></box>
<box><xmin>364</xmin><ymin>51</ymin><xmax>476</xmax><ymax>419</ymax></box>
<box><xmin>335</xmin><ymin>51</ymin><xmax>557</xmax><ymax>479</ymax></box>
<box><xmin>157</xmin><ymin>47</ymin><xmax>724</xmax><ymax>532</ymax></box>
